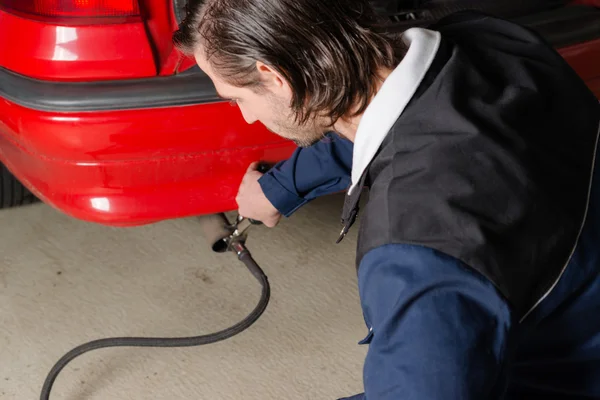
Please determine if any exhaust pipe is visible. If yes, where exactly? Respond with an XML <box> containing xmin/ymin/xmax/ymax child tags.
<box><xmin>196</xmin><ymin>213</ymin><xmax>259</xmax><ymax>253</ymax></box>
<box><xmin>197</xmin><ymin>213</ymin><xmax>235</xmax><ymax>253</ymax></box>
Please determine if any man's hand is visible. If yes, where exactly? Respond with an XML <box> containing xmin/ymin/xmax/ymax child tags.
<box><xmin>236</xmin><ymin>162</ymin><xmax>282</xmax><ymax>227</ymax></box>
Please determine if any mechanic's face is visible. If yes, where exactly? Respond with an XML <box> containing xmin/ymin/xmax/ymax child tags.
<box><xmin>195</xmin><ymin>50</ymin><xmax>330</xmax><ymax>147</ymax></box>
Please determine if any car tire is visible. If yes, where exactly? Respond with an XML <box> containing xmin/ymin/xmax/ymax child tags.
<box><xmin>1</xmin><ymin>163</ymin><xmax>37</xmax><ymax>209</ymax></box>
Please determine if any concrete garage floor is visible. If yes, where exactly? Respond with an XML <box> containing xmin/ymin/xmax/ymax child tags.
<box><xmin>0</xmin><ymin>194</ymin><xmax>368</xmax><ymax>400</ymax></box>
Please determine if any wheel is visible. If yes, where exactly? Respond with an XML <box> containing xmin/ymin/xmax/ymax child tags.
<box><xmin>1</xmin><ymin>163</ymin><xmax>37</xmax><ymax>209</ymax></box>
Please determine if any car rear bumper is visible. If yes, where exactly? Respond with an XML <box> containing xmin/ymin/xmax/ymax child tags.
<box><xmin>0</xmin><ymin>69</ymin><xmax>295</xmax><ymax>226</ymax></box>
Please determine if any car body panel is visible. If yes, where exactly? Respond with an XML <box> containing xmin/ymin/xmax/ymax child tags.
<box><xmin>142</xmin><ymin>0</ymin><xmax>186</xmax><ymax>76</ymax></box>
<box><xmin>559</xmin><ymin>38</ymin><xmax>600</xmax><ymax>83</ymax></box>
<box><xmin>0</xmin><ymin>3</ymin><xmax>598</xmax><ymax>226</ymax></box>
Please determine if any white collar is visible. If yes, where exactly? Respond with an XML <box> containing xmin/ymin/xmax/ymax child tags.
<box><xmin>348</xmin><ymin>28</ymin><xmax>442</xmax><ymax>194</ymax></box>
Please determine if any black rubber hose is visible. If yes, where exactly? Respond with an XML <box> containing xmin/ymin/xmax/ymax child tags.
<box><xmin>40</xmin><ymin>249</ymin><xmax>270</xmax><ymax>400</ymax></box>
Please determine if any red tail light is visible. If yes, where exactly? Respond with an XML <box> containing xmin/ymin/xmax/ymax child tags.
<box><xmin>0</xmin><ymin>0</ymin><xmax>140</xmax><ymax>19</ymax></box>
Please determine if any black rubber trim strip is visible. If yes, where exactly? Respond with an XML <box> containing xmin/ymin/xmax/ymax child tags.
<box><xmin>514</xmin><ymin>5</ymin><xmax>600</xmax><ymax>48</ymax></box>
<box><xmin>0</xmin><ymin>66</ymin><xmax>219</xmax><ymax>112</ymax></box>
<box><xmin>387</xmin><ymin>5</ymin><xmax>600</xmax><ymax>48</ymax></box>
<box><xmin>0</xmin><ymin>5</ymin><xmax>598</xmax><ymax>113</ymax></box>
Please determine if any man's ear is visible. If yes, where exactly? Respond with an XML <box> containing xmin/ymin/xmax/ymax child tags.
<box><xmin>255</xmin><ymin>61</ymin><xmax>291</xmax><ymax>97</ymax></box>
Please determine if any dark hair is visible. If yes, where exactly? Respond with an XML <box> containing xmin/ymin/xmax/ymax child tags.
<box><xmin>173</xmin><ymin>0</ymin><xmax>405</xmax><ymax>125</ymax></box>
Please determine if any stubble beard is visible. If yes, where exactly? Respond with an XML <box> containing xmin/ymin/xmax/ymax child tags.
<box><xmin>277</xmin><ymin>123</ymin><xmax>326</xmax><ymax>148</ymax></box>
<box><xmin>266</xmin><ymin>93</ymin><xmax>329</xmax><ymax>147</ymax></box>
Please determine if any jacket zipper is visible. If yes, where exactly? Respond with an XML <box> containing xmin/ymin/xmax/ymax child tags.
<box><xmin>520</xmin><ymin>121</ymin><xmax>600</xmax><ymax>322</ymax></box>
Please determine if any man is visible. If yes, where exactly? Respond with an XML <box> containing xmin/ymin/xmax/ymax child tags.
<box><xmin>173</xmin><ymin>1</ymin><xmax>600</xmax><ymax>399</ymax></box>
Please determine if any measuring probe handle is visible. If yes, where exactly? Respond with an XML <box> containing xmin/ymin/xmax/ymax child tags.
<box><xmin>247</xmin><ymin>162</ymin><xmax>275</xmax><ymax>225</ymax></box>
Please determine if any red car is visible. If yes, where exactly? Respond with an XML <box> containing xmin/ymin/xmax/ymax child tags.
<box><xmin>0</xmin><ymin>0</ymin><xmax>599</xmax><ymax>226</ymax></box>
